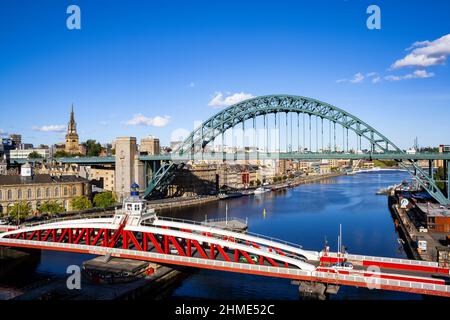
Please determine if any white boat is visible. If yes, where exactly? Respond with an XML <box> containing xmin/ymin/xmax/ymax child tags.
<box><xmin>254</xmin><ymin>187</ymin><xmax>270</xmax><ymax>194</ymax></box>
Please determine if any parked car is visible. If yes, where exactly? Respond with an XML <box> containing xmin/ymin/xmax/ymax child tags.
<box><xmin>331</xmin><ymin>262</ymin><xmax>354</xmax><ymax>270</ymax></box>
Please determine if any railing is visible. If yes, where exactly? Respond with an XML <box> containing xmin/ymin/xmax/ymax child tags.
<box><xmin>152</xmin><ymin>216</ymin><xmax>305</xmax><ymax>251</ymax></box>
<box><xmin>1</xmin><ymin>238</ymin><xmax>449</xmax><ymax>295</ymax></box>
<box><xmin>327</xmin><ymin>252</ymin><xmax>440</xmax><ymax>267</ymax></box>
<box><xmin>21</xmin><ymin>213</ymin><xmax>115</xmax><ymax>228</ymax></box>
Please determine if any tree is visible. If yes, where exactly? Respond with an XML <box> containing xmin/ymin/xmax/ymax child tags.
<box><xmin>9</xmin><ymin>202</ymin><xmax>31</xmax><ymax>220</ymax></box>
<box><xmin>255</xmin><ymin>179</ymin><xmax>261</xmax><ymax>186</ymax></box>
<box><xmin>28</xmin><ymin>151</ymin><xmax>43</xmax><ymax>159</ymax></box>
<box><xmin>70</xmin><ymin>196</ymin><xmax>92</xmax><ymax>211</ymax></box>
<box><xmin>93</xmin><ymin>192</ymin><xmax>117</xmax><ymax>208</ymax></box>
<box><xmin>54</xmin><ymin>150</ymin><xmax>71</xmax><ymax>158</ymax></box>
<box><xmin>85</xmin><ymin>139</ymin><xmax>102</xmax><ymax>157</ymax></box>
<box><xmin>39</xmin><ymin>201</ymin><xmax>65</xmax><ymax>214</ymax></box>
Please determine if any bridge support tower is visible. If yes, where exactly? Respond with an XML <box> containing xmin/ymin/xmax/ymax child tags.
<box><xmin>114</xmin><ymin>137</ymin><xmax>145</xmax><ymax>201</ymax></box>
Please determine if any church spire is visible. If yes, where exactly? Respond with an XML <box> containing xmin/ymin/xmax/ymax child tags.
<box><xmin>68</xmin><ymin>104</ymin><xmax>77</xmax><ymax>134</ymax></box>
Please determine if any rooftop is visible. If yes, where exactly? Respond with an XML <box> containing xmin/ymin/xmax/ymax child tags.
<box><xmin>416</xmin><ymin>202</ymin><xmax>450</xmax><ymax>218</ymax></box>
<box><xmin>0</xmin><ymin>174</ymin><xmax>89</xmax><ymax>186</ymax></box>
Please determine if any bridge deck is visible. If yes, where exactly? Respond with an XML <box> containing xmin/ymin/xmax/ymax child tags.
<box><xmin>0</xmin><ymin>215</ymin><xmax>449</xmax><ymax>297</ymax></box>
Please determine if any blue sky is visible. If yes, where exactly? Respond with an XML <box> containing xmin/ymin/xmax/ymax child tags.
<box><xmin>0</xmin><ymin>0</ymin><xmax>449</xmax><ymax>149</ymax></box>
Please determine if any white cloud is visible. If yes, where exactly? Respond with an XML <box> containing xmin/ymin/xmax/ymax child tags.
<box><xmin>32</xmin><ymin>125</ymin><xmax>66</xmax><ymax>132</ymax></box>
<box><xmin>372</xmin><ymin>76</ymin><xmax>381</xmax><ymax>84</ymax></box>
<box><xmin>384</xmin><ymin>69</ymin><xmax>435</xmax><ymax>81</ymax></box>
<box><xmin>125</xmin><ymin>114</ymin><xmax>170</xmax><ymax>127</ymax></box>
<box><xmin>208</xmin><ymin>92</ymin><xmax>255</xmax><ymax>108</ymax></box>
<box><xmin>0</xmin><ymin>129</ymin><xmax>7</xmax><ymax>136</ymax></box>
<box><xmin>336</xmin><ymin>72</ymin><xmax>365</xmax><ymax>84</ymax></box>
<box><xmin>170</xmin><ymin>128</ymin><xmax>190</xmax><ymax>142</ymax></box>
<box><xmin>350</xmin><ymin>73</ymin><xmax>364</xmax><ymax>83</ymax></box>
<box><xmin>392</xmin><ymin>33</ymin><xmax>450</xmax><ymax>68</ymax></box>
<box><xmin>188</xmin><ymin>82</ymin><xmax>195</xmax><ymax>88</ymax></box>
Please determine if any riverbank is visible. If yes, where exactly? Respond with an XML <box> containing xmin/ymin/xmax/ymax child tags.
<box><xmin>148</xmin><ymin>172</ymin><xmax>343</xmax><ymax>213</ymax></box>
<box><xmin>388</xmin><ymin>195</ymin><xmax>445</xmax><ymax>263</ymax></box>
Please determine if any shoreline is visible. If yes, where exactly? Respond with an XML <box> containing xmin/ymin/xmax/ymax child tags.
<box><xmin>152</xmin><ymin>172</ymin><xmax>344</xmax><ymax>213</ymax></box>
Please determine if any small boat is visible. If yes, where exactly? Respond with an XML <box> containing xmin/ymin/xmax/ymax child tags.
<box><xmin>254</xmin><ymin>187</ymin><xmax>270</xmax><ymax>195</ymax></box>
<box><xmin>242</xmin><ymin>190</ymin><xmax>254</xmax><ymax>196</ymax></box>
<box><xmin>218</xmin><ymin>192</ymin><xmax>243</xmax><ymax>200</ymax></box>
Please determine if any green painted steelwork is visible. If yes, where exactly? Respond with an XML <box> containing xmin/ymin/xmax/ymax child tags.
<box><xmin>10</xmin><ymin>151</ymin><xmax>450</xmax><ymax>166</ymax></box>
<box><xmin>148</xmin><ymin>95</ymin><xmax>449</xmax><ymax>204</ymax></box>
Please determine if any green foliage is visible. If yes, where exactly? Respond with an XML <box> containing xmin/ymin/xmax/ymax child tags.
<box><xmin>38</xmin><ymin>201</ymin><xmax>65</xmax><ymax>214</ymax></box>
<box><xmin>373</xmin><ymin>160</ymin><xmax>397</xmax><ymax>168</ymax></box>
<box><xmin>54</xmin><ymin>150</ymin><xmax>84</xmax><ymax>158</ymax></box>
<box><xmin>255</xmin><ymin>179</ymin><xmax>261</xmax><ymax>186</ymax></box>
<box><xmin>435</xmin><ymin>167</ymin><xmax>446</xmax><ymax>194</ymax></box>
<box><xmin>54</xmin><ymin>150</ymin><xmax>71</xmax><ymax>158</ymax></box>
<box><xmin>70</xmin><ymin>196</ymin><xmax>92</xmax><ymax>211</ymax></box>
<box><xmin>93</xmin><ymin>192</ymin><xmax>117</xmax><ymax>208</ymax></box>
<box><xmin>8</xmin><ymin>202</ymin><xmax>31</xmax><ymax>219</ymax></box>
<box><xmin>28</xmin><ymin>151</ymin><xmax>43</xmax><ymax>159</ymax></box>
<box><xmin>85</xmin><ymin>139</ymin><xmax>102</xmax><ymax>157</ymax></box>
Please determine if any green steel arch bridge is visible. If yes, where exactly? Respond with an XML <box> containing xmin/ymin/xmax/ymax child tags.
<box><xmin>10</xmin><ymin>95</ymin><xmax>450</xmax><ymax>205</ymax></box>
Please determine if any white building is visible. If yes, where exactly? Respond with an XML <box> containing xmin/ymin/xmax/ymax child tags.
<box><xmin>9</xmin><ymin>148</ymin><xmax>51</xmax><ymax>159</ymax></box>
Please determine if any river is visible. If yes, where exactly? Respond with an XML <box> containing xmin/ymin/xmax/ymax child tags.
<box><xmin>0</xmin><ymin>171</ymin><xmax>420</xmax><ymax>300</ymax></box>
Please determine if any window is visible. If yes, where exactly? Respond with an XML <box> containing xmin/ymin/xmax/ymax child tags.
<box><xmin>37</xmin><ymin>188</ymin><xmax>41</xmax><ymax>198</ymax></box>
<box><xmin>46</xmin><ymin>188</ymin><xmax>50</xmax><ymax>198</ymax></box>
<box><xmin>54</xmin><ymin>187</ymin><xmax>59</xmax><ymax>197</ymax></box>
<box><xmin>7</xmin><ymin>190</ymin><xmax>12</xmax><ymax>200</ymax></box>
<box><xmin>0</xmin><ymin>190</ymin><xmax>2</xmax><ymax>200</ymax></box>
<box><xmin>27</xmin><ymin>189</ymin><xmax>32</xmax><ymax>199</ymax></box>
<box><xmin>72</xmin><ymin>186</ymin><xmax>77</xmax><ymax>196</ymax></box>
<box><xmin>17</xmin><ymin>189</ymin><xmax>22</xmax><ymax>199</ymax></box>
<box><xmin>64</xmin><ymin>187</ymin><xmax>68</xmax><ymax>196</ymax></box>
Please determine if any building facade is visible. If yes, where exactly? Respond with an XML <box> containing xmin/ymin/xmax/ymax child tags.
<box><xmin>90</xmin><ymin>167</ymin><xmax>115</xmax><ymax>192</ymax></box>
<box><xmin>0</xmin><ymin>164</ymin><xmax>91</xmax><ymax>215</ymax></box>
<box><xmin>9</xmin><ymin>134</ymin><xmax>22</xmax><ymax>148</ymax></box>
<box><xmin>9</xmin><ymin>148</ymin><xmax>51</xmax><ymax>159</ymax></box>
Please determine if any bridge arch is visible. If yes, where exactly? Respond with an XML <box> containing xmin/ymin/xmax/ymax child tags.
<box><xmin>150</xmin><ymin>95</ymin><xmax>447</xmax><ymax>204</ymax></box>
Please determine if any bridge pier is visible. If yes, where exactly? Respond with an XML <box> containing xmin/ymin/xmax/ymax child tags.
<box><xmin>292</xmin><ymin>280</ymin><xmax>340</xmax><ymax>300</ymax></box>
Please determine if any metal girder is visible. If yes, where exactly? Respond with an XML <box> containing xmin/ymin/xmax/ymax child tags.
<box><xmin>155</xmin><ymin>95</ymin><xmax>448</xmax><ymax>204</ymax></box>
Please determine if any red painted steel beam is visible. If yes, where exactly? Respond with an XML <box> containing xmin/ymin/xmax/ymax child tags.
<box><xmin>361</xmin><ymin>260</ymin><xmax>450</xmax><ymax>275</ymax></box>
<box><xmin>215</xmin><ymin>245</ymin><xmax>231</xmax><ymax>262</ymax></box>
<box><xmin>191</xmin><ymin>239</ymin><xmax>209</xmax><ymax>259</ymax></box>
<box><xmin>127</xmin><ymin>231</ymin><xmax>143</xmax><ymax>251</ymax></box>
<box><xmin>168</xmin><ymin>236</ymin><xmax>186</xmax><ymax>256</ymax></box>
<box><xmin>147</xmin><ymin>233</ymin><xmax>164</xmax><ymax>254</ymax></box>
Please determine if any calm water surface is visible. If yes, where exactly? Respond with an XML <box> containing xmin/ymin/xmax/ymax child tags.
<box><xmin>1</xmin><ymin>172</ymin><xmax>421</xmax><ymax>300</ymax></box>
